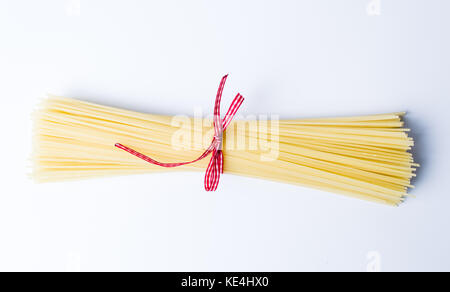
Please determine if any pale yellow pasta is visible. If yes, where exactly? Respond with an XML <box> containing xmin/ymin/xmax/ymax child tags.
<box><xmin>32</xmin><ymin>95</ymin><xmax>417</xmax><ymax>206</ymax></box>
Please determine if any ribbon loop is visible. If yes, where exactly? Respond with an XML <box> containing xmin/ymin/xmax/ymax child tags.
<box><xmin>115</xmin><ymin>75</ymin><xmax>244</xmax><ymax>191</ymax></box>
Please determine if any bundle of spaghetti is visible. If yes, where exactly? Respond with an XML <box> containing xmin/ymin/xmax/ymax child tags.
<box><xmin>32</xmin><ymin>95</ymin><xmax>418</xmax><ymax>206</ymax></box>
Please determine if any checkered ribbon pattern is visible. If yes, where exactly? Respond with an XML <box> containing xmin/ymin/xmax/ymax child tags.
<box><xmin>115</xmin><ymin>75</ymin><xmax>244</xmax><ymax>191</ymax></box>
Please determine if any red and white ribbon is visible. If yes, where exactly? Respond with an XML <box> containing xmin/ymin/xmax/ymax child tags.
<box><xmin>115</xmin><ymin>75</ymin><xmax>244</xmax><ymax>191</ymax></box>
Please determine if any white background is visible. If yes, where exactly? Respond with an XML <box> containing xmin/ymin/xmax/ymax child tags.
<box><xmin>0</xmin><ymin>0</ymin><xmax>449</xmax><ymax>272</ymax></box>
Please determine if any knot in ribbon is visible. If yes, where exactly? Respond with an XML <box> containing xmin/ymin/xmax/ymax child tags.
<box><xmin>115</xmin><ymin>75</ymin><xmax>244</xmax><ymax>191</ymax></box>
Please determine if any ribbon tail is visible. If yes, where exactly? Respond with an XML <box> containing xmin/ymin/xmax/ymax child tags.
<box><xmin>204</xmin><ymin>150</ymin><xmax>221</xmax><ymax>191</ymax></box>
<box><xmin>218</xmin><ymin>150</ymin><xmax>224</xmax><ymax>175</ymax></box>
<box><xmin>222</xmin><ymin>94</ymin><xmax>244</xmax><ymax>130</ymax></box>
<box><xmin>115</xmin><ymin>143</ymin><xmax>213</xmax><ymax>167</ymax></box>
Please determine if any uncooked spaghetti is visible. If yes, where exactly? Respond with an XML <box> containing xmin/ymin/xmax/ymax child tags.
<box><xmin>32</xmin><ymin>95</ymin><xmax>417</xmax><ymax>206</ymax></box>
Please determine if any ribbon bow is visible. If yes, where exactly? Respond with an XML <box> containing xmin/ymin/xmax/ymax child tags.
<box><xmin>115</xmin><ymin>75</ymin><xmax>244</xmax><ymax>191</ymax></box>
